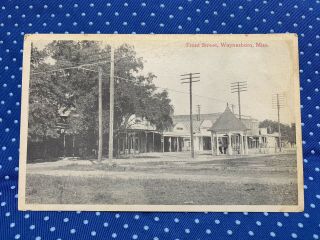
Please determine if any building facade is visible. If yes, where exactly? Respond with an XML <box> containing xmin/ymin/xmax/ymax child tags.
<box><xmin>122</xmin><ymin>107</ymin><xmax>281</xmax><ymax>156</ymax></box>
<box><xmin>27</xmin><ymin>105</ymin><xmax>281</xmax><ymax>161</ymax></box>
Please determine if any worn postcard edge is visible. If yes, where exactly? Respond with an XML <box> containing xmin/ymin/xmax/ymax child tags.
<box><xmin>18</xmin><ymin>34</ymin><xmax>304</xmax><ymax>212</ymax></box>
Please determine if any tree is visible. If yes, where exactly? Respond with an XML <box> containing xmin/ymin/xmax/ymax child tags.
<box><xmin>113</xmin><ymin>45</ymin><xmax>174</xmax><ymax>154</ymax></box>
<box><xmin>29</xmin><ymin>41</ymin><xmax>174</xmax><ymax>159</ymax></box>
<box><xmin>144</xmin><ymin>89</ymin><xmax>174</xmax><ymax>132</ymax></box>
<box><xmin>259</xmin><ymin>120</ymin><xmax>296</xmax><ymax>145</ymax></box>
<box><xmin>28</xmin><ymin>45</ymin><xmax>66</xmax><ymax>159</ymax></box>
<box><xmin>114</xmin><ymin>72</ymin><xmax>173</xmax><ymax>132</ymax></box>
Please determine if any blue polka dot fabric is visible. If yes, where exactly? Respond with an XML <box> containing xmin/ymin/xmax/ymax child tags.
<box><xmin>0</xmin><ymin>0</ymin><xmax>320</xmax><ymax>239</ymax></box>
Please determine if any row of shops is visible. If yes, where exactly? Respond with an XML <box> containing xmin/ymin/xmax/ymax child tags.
<box><xmin>27</xmin><ymin>105</ymin><xmax>281</xmax><ymax>161</ymax></box>
<box><xmin>117</xmin><ymin>106</ymin><xmax>281</xmax><ymax>156</ymax></box>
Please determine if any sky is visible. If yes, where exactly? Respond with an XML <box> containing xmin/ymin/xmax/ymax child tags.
<box><xmin>32</xmin><ymin>35</ymin><xmax>297</xmax><ymax>124</ymax></box>
<box><xmin>131</xmin><ymin>37</ymin><xmax>297</xmax><ymax>124</ymax></box>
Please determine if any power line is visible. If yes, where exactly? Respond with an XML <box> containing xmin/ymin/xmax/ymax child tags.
<box><xmin>115</xmin><ymin>75</ymin><xmax>271</xmax><ymax>111</ymax></box>
<box><xmin>31</xmin><ymin>67</ymin><xmax>271</xmax><ymax>111</ymax></box>
<box><xmin>30</xmin><ymin>56</ymin><xmax>234</xmax><ymax>106</ymax></box>
<box><xmin>114</xmin><ymin>75</ymin><xmax>228</xmax><ymax>104</ymax></box>
<box><xmin>30</xmin><ymin>60</ymin><xmax>110</xmax><ymax>75</ymax></box>
<box><xmin>32</xmin><ymin>69</ymin><xmax>219</xmax><ymax>102</ymax></box>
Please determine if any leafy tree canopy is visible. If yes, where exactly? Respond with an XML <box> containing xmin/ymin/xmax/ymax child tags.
<box><xmin>29</xmin><ymin>41</ymin><xmax>174</xmax><ymax>145</ymax></box>
<box><xmin>259</xmin><ymin>120</ymin><xmax>296</xmax><ymax>144</ymax></box>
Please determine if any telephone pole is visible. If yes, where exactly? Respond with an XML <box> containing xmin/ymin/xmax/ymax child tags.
<box><xmin>181</xmin><ymin>73</ymin><xmax>200</xmax><ymax>158</ymax></box>
<box><xmin>272</xmin><ymin>93</ymin><xmax>285</xmax><ymax>152</ymax></box>
<box><xmin>231</xmin><ymin>81</ymin><xmax>247</xmax><ymax>120</ymax></box>
<box><xmin>108</xmin><ymin>46</ymin><xmax>115</xmax><ymax>162</ymax></box>
<box><xmin>98</xmin><ymin>66</ymin><xmax>103</xmax><ymax>162</ymax></box>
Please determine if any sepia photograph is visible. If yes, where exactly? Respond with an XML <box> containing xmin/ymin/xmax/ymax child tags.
<box><xmin>19</xmin><ymin>34</ymin><xmax>303</xmax><ymax>212</ymax></box>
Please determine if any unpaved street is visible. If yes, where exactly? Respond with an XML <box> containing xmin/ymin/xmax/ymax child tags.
<box><xmin>25</xmin><ymin>153</ymin><xmax>298</xmax><ymax>205</ymax></box>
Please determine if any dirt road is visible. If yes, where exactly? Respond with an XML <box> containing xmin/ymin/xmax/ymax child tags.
<box><xmin>25</xmin><ymin>153</ymin><xmax>298</xmax><ymax>205</ymax></box>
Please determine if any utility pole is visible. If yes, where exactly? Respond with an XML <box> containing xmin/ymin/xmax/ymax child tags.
<box><xmin>180</xmin><ymin>73</ymin><xmax>200</xmax><ymax>158</ymax></box>
<box><xmin>272</xmin><ymin>93</ymin><xmax>285</xmax><ymax>152</ymax></box>
<box><xmin>231</xmin><ymin>81</ymin><xmax>247</xmax><ymax>120</ymax></box>
<box><xmin>196</xmin><ymin>104</ymin><xmax>201</xmax><ymax>121</ymax></box>
<box><xmin>98</xmin><ymin>66</ymin><xmax>103</xmax><ymax>162</ymax></box>
<box><xmin>108</xmin><ymin>46</ymin><xmax>115</xmax><ymax>162</ymax></box>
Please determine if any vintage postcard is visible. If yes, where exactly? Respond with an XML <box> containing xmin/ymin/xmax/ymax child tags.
<box><xmin>18</xmin><ymin>34</ymin><xmax>303</xmax><ymax>212</ymax></box>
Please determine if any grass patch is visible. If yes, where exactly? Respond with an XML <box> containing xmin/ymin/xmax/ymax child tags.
<box><xmin>26</xmin><ymin>174</ymin><xmax>298</xmax><ymax>205</ymax></box>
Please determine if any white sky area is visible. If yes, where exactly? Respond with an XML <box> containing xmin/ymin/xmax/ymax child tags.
<box><xmin>134</xmin><ymin>38</ymin><xmax>296</xmax><ymax>124</ymax></box>
<box><xmin>33</xmin><ymin>36</ymin><xmax>297</xmax><ymax>124</ymax></box>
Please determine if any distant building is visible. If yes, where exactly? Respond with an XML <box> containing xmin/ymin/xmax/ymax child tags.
<box><xmin>207</xmin><ymin>106</ymin><xmax>279</xmax><ymax>156</ymax></box>
<box><xmin>122</xmin><ymin>106</ymin><xmax>280</xmax><ymax>156</ymax></box>
<box><xmin>117</xmin><ymin>115</ymin><xmax>162</xmax><ymax>155</ymax></box>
